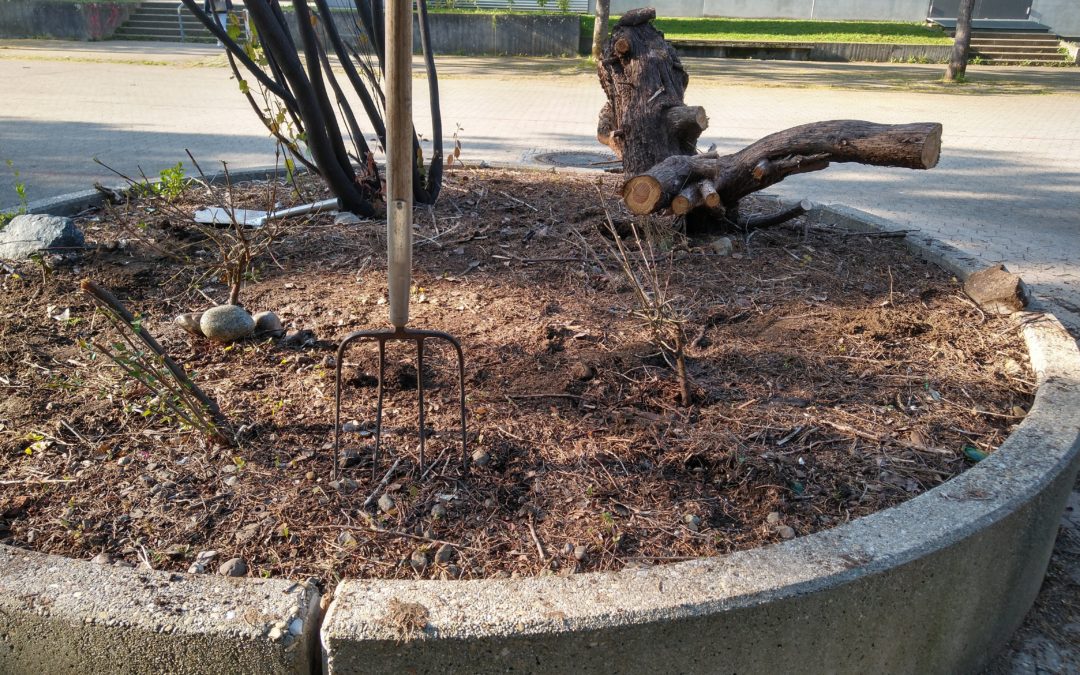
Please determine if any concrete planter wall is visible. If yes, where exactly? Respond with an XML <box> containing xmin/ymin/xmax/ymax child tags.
<box><xmin>0</xmin><ymin>0</ymin><xmax>135</xmax><ymax>40</ymax></box>
<box><xmin>8</xmin><ymin>179</ymin><xmax>1080</xmax><ymax>673</ymax></box>
<box><xmin>284</xmin><ymin>12</ymin><xmax>580</xmax><ymax>57</ymax></box>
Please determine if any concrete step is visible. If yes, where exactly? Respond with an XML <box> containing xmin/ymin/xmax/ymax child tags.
<box><xmin>973</xmin><ymin>50</ymin><xmax>1068</xmax><ymax>60</ymax></box>
<box><xmin>978</xmin><ymin>58</ymin><xmax>1073</xmax><ymax>65</ymax></box>
<box><xmin>124</xmin><ymin>18</ymin><xmax>211</xmax><ymax>29</ymax></box>
<box><xmin>113</xmin><ymin>26</ymin><xmax>210</xmax><ymax>40</ymax></box>
<box><xmin>969</xmin><ymin>30</ymin><xmax>1055</xmax><ymax>38</ymax></box>
<box><xmin>971</xmin><ymin>45</ymin><xmax>1065</xmax><ymax>55</ymax></box>
<box><xmin>970</xmin><ymin>38</ymin><xmax>1062</xmax><ymax>48</ymax></box>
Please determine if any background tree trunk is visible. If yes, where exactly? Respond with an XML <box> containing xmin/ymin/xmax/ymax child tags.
<box><xmin>591</xmin><ymin>0</ymin><xmax>611</xmax><ymax>62</ymax></box>
<box><xmin>596</xmin><ymin>8</ymin><xmax>707</xmax><ymax>175</ymax></box>
<box><xmin>946</xmin><ymin>0</ymin><xmax>976</xmax><ymax>81</ymax></box>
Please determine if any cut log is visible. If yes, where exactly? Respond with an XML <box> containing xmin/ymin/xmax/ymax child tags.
<box><xmin>596</xmin><ymin>10</ymin><xmax>942</xmax><ymax>222</ymax></box>
<box><xmin>623</xmin><ymin>120</ymin><xmax>942</xmax><ymax>215</ymax></box>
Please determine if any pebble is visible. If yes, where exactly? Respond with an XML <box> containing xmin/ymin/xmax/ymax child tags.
<box><xmin>252</xmin><ymin>310</ymin><xmax>285</xmax><ymax>338</ymax></box>
<box><xmin>336</xmin><ymin>531</ymin><xmax>357</xmax><ymax>548</ymax></box>
<box><xmin>200</xmin><ymin>305</ymin><xmax>256</xmax><ymax>343</ymax></box>
<box><xmin>410</xmin><ymin>549</ymin><xmax>428</xmax><ymax>572</ymax></box>
<box><xmin>174</xmin><ymin>312</ymin><xmax>205</xmax><ymax>337</ymax></box>
<box><xmin>188</xmin><ymin>550</ymin><xmax>217</xmax><ymax>574</ymax></box>
<box><xmin>91</xmin><ymin>551</ymin><xmax>112</xmax><ymax>565</ymax></box>
<box><xmin>377</xmin><ymin>493</ymin><xmax>396</xmax><ymax>514</ymax></box>
<box><xmin>483</xmin><ymin>497</ymin><xmax>497</xmax><ymax>509</ymax></box>
<box><xmin>268</xmin><ymin>625</ymin><xmax>284</xmax><ymax>641</ymax></box>
<box><xmin>305</xmin><ymin>471</ymin><xmax>315</xmax><ymax>481</ymax></box>
<box><xmin>573</xmin><ymin>545</ymin><xmax>588</xmax><ymax>561</ymax></box>
<box><xmin>766</xmin><ymin>511</ymin><xmax>781</xmax><ymax>525</ymax></box>
<box><xmin>570</xmin><ymin>361</ymin><xmax>596</xmax><ymax>381</ymax></box>
<box><xmin>288</xmin><ymin>618</ymin><xmax>304</xmax><ymax>636</ymax></box>
<box><xmin>446</xmin><ymin>564</ymin><xmax>462</xmax><ymax>579</ymax></box>
<box><xmin>777</xmin><ymin>525</ymin><xmax>796</xmax><ymax>540</ymax></box>
<box><xmin>471</xmin><ymin>449</ymin><xmax>491</xmax><ymax>467</ymax></box>
<box><xmin>282</xmin><ymin>329</ymin><xmax>316</xmax><ymax>348</ymax></box>
<box><xmin>342</xmin><ymin>420</ymin><xmax>363</xmax><ymax>433</ymax></box>
<box><xmin>330</xmin><ymin>477</ymin><xmax>358</xmax><ymax>495</ymax></box>
<box><xmin>430</xmin><ymin>503</ymin><xmax>448</xmax><ymax>519</ymax></box>
<box><xmin>706</xmin><ymin>236</ymin><xmax>734</xmax><ymax>257</ymax></box>
<box><xmin>683</xmin><ymin>514</ymin><xmax>702</xmax><ymax>531</ymax></box>
<box><xmin>218</xmin><ymin>557</ymin><xmax>248</xmax><ymax>577</ymax></box>
<box><xmin>435</xmin><ymin>543</ymin><xmax>455</xmax><ymax>564</ymax></box>
<box><xmin>117</xmin><ymin>456</ymin><xmax>133</xmax><ymax>467</ymax></box>
<box><xmin>224</xmin><ymin>476</ymin><xmax>238</xmax><ymax>487</ymax></box>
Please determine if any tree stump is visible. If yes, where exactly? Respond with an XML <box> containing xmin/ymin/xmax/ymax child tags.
<box><xmin>597</xmin><ymin>9</ymin><xmax>943</xmax><ymax>223</ymax></box>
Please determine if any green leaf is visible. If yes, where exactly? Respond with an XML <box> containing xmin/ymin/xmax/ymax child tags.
<box><xmin>238</xmin><ymin>79</ymin><xmax>249</xmax><ymax>95</ymax></box>
<box><xmin>962</xmin><ymin>445</ymin><xmax>987</xmax><ymax>462</ymax></box>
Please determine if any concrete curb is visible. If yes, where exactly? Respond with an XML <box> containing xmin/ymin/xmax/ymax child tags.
<box><xmin>0</xmin><ymin>546</ymin><xmax>322</xmax><ymax>673</ymax></box>
<box><xmin>23</xmin><ymin>166</ymin><xmax>293</xmax><ymax>218</ymax></box>
<box><xmin>319</xmin><ymin>205</ymin><xmax>1080</xmax><ymax>674</ymax></box>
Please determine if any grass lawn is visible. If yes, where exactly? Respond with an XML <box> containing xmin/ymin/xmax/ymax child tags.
<box><xmin>581</xmin><ymin>17</ymin><xmax>952</xmax><ymax>45</ymax></box>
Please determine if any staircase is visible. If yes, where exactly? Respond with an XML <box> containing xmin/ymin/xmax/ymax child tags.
<box><xmin>111</xmin><ymin>2</ymin><xmax>246</xmax><ymax>44</ymax></box>
<box><xmin>969</xmin><ymin>30</ymin><xmax>1071</xmax><ymax>65</ymax></box>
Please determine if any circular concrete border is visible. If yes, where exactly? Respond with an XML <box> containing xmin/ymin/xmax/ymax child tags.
<box><xmin>319</xmin><ymin>202</ymin><xmax>1080</xmax><ymax>674</ymax></box>
<box><xmin>4</xmin><ymin>177</ymin><xmax>1079</xmax><ymax>675</ymax></box>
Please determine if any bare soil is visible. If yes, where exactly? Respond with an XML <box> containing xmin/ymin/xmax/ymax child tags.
<box><xmin>0</xmin><ymin>168</ymin><xmax>1034</xmax><ymax>584</ymax></box>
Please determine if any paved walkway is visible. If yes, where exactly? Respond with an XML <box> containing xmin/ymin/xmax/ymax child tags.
<box><xmin>0</xmin><ymin>40</ymin><xmax>1077</xmax><ymax>670</ymax></box>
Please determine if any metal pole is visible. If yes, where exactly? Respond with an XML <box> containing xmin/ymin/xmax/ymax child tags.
<box><xmin>386</xmin><ymin>0</ymin><xmax>413</xmax><ymax>329</ymax></box>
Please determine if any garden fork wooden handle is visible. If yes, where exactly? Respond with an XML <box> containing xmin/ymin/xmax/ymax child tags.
<box><xmin>386</xmin><ymin>0</ymin><xmax>413</xmax><ymax>329</ymax></box>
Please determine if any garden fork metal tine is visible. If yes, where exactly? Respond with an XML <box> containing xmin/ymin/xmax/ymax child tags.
<box><xmin>332</xmin><ymin>327</ymin><xmax>468</xmax><ymax>481</ymax></box>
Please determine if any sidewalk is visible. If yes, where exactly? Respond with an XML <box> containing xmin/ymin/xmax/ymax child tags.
<box><xmin>0</xmin><ymin>37</ymin><xmax>1078</xmax><ymax>673</ymax></box>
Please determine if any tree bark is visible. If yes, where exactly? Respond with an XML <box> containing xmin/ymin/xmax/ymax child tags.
<box><xmin>623</xmin><ymin>121</ymin><xmax>942</xmax><ymax>216</ymax></box>
<box><xmin>946</xmin><ymin>0</ymin><xmax>976</xmax><ymax>82</ymax></box>
<box><xmin>596</xmin><ymin>8</ymin><xmax>706</xmax><ymax>175</ymax></box>
<box><xmin>591</xmin><ymin>0</ymin><xmax>611</xmax><ymax>62</ymax></box>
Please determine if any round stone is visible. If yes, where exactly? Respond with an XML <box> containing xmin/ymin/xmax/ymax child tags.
<box><xmin>252</xmin><ymin>310</ymin><xmax>285</xmax><ymax>338</ymax></box>
<box><xmin>218</xmin><ymin>557</ymin><xmax>248</xmax><ymax>577</ymax></box>
<box><xmin>200</xmin><ymin>305</ymin><xmax>255</xmax><ymax>343</ymax></box>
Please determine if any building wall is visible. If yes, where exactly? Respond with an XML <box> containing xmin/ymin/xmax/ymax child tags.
<box><xmin>1030</xmin><ymin>0</ymin><xmax>1080</xmax><ymax>37</ymax></box>
<box><xmin>604</xmin><ymin>0</ymin><xmax>933</xmax><ymax>21</ymax></box>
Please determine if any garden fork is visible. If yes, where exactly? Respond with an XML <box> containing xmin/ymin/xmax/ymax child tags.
<box><xmin>332</xmin><ymin>0</ymin><xmax>466</xmax><ymax>480</ymax></box>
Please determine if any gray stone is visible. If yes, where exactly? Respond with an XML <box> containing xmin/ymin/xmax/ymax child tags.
<box><xmin>377</xmin><ymin>494</ymin><xmax>396</xmax><ymax>514</ymax></box>
<box><xmin>766</xmin><ymin>511</ymin><xmax>781</xmax><ymax>525</ymax></box>
<box><xmin>435</xmin><ymin>544</ymin><xmax>455</xmax><ymax>564</ymax></box>
<box><xmin>777</xmin><ymin>525</ymin><xmax>796</xmax><ymax>540</ymax></box>
<box><xmin>431</xmin><ymin>504</ymin><xmax>448</xmax><ymax>519</ymax></box>
<box><xmin>706</xmin><ymin>236</ymin><xmax>733</xmax><ymax>257</ymax></box>
<box><xmin>963</xmin><ymin>264</ymin><xmax>1029</xmax><ymax>315</ymax></box>
<box><xmin>174</xmin><ymin>312</ymin><xmax>204</xmax><ymax>337</ymax></box>
<box><xmin>471</xmin><ymin>450</ymin><xmax>490</xmax><ymax>467</ymax></box>
<box><xmin>217</xmin><ymin>557</ymin><xmax>247</xmax><ymax>577</ymax></box>
<box><xmin>573</xmin><ymin>545</ymin><xmax>587</xmax><ymax>561</ymax></box>
<box><xmin>0</xmin><ymin>214</ymin><xmax>84</xmax><ymax>259</ymax></box>
<box><xmin>252</xmin><ymin>310</ymin><xmax>285</xmax><ymax>338</ymax></box>
<box><xmin>199</xmin><ymin>305</ymin><xmax>255</xmax><ymax>343</ymax></box>
<box><xmin>330</xmin><ymin>477</ymin><xmax>358</xmax><ymax>495</ymax></box>
<box><xmin>410</xmin><ymin>549</ymin><xmax>428</xmax><ymax>572</ymax></box>
<box><xmin>90</xmin><ymin>552</ymin><xmax>111</xmax><ymax>565</ymax></box>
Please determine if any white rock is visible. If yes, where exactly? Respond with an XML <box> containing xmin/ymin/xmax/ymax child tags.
<box><xmin>288</xmin><ymin>618</ymin><xmax>304</xmax><ymax>636</ymax></box>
